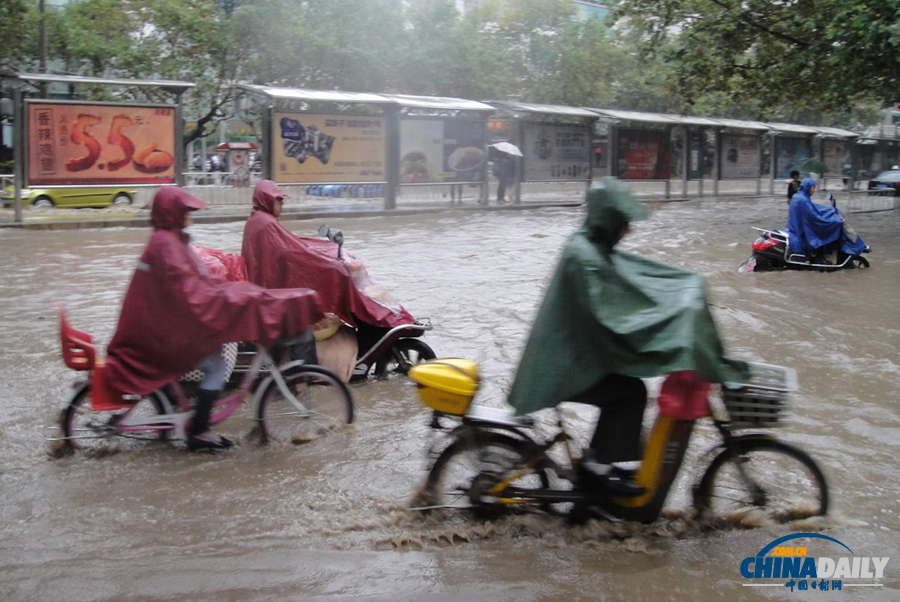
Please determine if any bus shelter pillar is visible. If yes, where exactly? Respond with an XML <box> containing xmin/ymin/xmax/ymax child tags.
<box><xmin>681</xmin><ymin>126</ymin><xmax>688</xmax><ymax>198</ymax></box>
<box><xmin>756</xmin><ymin>133</ymin><xmax>764</xmax><ymax>195</ymax></box>
<box><xmin>12</xmin><ymin>82</ymin><xmax>24</xmax><ymax>224</ymax></box>
<box><xmin>384</xmin><ymin>106</ymin><xmax>400</xmax><ymax>210</ymax></box>
<box><xmin>174</xmin><ymin>90</ymin><xmax>186</xmax><ymax>187</ymax></box>
<box><xmin>769</xmin><ymin>132</ymin><xmax>777</xmax><ymax>195</ymax></box>
<box><xmin>712</xmin><ymin>129</ymin><xmax>721</xmax><ymax>197</ymax></box>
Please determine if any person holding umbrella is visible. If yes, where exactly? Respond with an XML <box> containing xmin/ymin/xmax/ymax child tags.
<box><xmin>489</xmin><ymin>142</ymin><xmax>522</xmax><ymax>205</ymax></box>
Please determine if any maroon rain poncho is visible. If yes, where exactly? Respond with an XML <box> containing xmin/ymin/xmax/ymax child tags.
<box><xmin>241</xmin><ymin>180</ymin><xmax>414</xmax><ymax>328</ymax></box>
<box><xmin>104</xmin><ymin>187</ymin><xmax>324</xmax><ymax>395</ymax></box>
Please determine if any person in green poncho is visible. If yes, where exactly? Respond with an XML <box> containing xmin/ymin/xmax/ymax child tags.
<box><xmin>507</xmin><ymin>178</ymin><xmax>745</xmax><ymax>497</ymax></box>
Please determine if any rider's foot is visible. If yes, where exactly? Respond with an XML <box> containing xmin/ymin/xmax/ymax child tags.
<box><xmin>581</xmin><ymin>457</ymin><xmax>645</xmax><ymax>498</ymax></box>
<box><xmin>187</xmin><ymin>430</ymin><xmax>233</xmax><ymax>452</ymax></box>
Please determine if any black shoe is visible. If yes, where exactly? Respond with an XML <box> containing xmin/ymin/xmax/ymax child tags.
<box><xmin>581</xmin><ymin>458</ymin><xmax>645</xmax><ymax>498</ymax></box>
<box><xmin>863</xmin><ymin>245</ymin><xmax>872</xmax><ymax>254</ymax></box>
<box><xmin>187</xmin><ymin>431</ymin><xmax>234</xmax><ymax>452</ymax></box>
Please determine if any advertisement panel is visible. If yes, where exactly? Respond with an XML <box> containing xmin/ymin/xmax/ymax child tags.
<box><xmin>616</xmin><ymin>129</ymin><xmax>670</xmax><ymax>179</ymax></box>
<box><xmin>823</xmin><ymin>140</ymin><xmax>850</xmax><ymax>176</ymax></box>
<box><xmin>27</xmin><ymin>101</ymin><xmax>176</xmax><ymax>186</ymax></box>
<box><xmin>523</xmin><ymin>123</ymin><xmax>590</xmax><ymax>181</ymax></box>
<box><xmin>775</xmin><ymin>136</ymin><xmax>812</xmax><ymax>178</ymax></box>
<box><xmin>273</xmin><ymin>113</ymin><xmax>385</xmax><ymax>183</ymax></box>
<box><xmin>399</xmin><ymin>119</ymin><xmax>486</xmax><ymax>183</ymax></box>
<box><xmin>721</xmin><ymin>134</ymin><xmax>760</xmax><ymax>179</ymax></box>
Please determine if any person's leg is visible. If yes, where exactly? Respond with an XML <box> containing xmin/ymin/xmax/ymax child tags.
<box><xmin>188</xmin><ymin>352</ymin><xmax>231</xmax><ymax>448</ymax></box>
<box><xmin>570</xmin><ymin>373</ymin><xmax>647</xmax><ymax>496</ymax></box>
<box><xmin>586</xmin><ymin>374</ymin><xmax>647</xmax><ymax>463</ymax></box>
<box><xmin>497</xmin><ymin>180</ymin><xmax>506</xmax><ymax>204</ymax></box>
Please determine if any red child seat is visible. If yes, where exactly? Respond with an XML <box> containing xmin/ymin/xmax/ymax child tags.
<box><xmin>58</xmin><ymin>305</ymin><xmax>131</xmax><ymax>411</ymax></box>
<box><xmin>58</xmin><ymin>305</ymin><xmax>96</xmax><ymax>371</ymax></box>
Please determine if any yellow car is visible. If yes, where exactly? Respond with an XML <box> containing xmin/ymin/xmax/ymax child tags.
<box><xmin>1</xmin><ymin>186</ymin><xmax>136</xmax><ymax>208</ymax></box>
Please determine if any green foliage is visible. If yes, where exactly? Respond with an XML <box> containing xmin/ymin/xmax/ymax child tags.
<box><xmin>0</xmin><ymin>0</ymin><xmax>32</xmax><ymax>71</ymax></box>
<box><xmin>613</xmin><ymin>0</ymin><xmax>900</xmax><ymax>118</ymax></box>
<box><xmin>5</xmin><ymin>0</ymin><xmax>888</xmax><ymax>146</ymax></box>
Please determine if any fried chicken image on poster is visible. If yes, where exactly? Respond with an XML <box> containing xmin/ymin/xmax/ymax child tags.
<box><xmin>280</xmin><ymin>117</ymin><xmax>336</xmax><ymax>165</ymax></box>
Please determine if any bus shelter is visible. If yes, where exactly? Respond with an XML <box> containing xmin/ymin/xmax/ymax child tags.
<box><xmin>236</xmin><ymin>85</ymin><xmax>399</xmax><ymax>206</ymax></box>
<box><xmin>485</xmin><ymin>101</ymin><xmax>597</xmax><ymax>205</ymax></box>
<box><xmin>588</xmin><ymin>109</ymin><xmax>680</xmax><ymax>197</ymax></box>
<box><xmin>1</xmin><ymin>71</ymin><xmax>194</xmax><ymax>223</ymax></box>
<box><xmin>382</xmin><ymin>94</ymin><xmax>494</xmax><ymax>205</ymax></box>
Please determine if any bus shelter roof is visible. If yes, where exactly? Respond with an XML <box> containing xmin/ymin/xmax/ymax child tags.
<box><xmin>487</xmin><ymin>100</ymin><xmax>598</xmax><ymax>121</ymax></box>
<box><xmin>2</xmin><ymin>71</ymin><xmax>195</xmax><ymax>90</ymax></box>
<box><xmin>766</xmin><ymin>122</ymin><xmax>821</xmax><ymax>135</ymax></box>
<box><xmin>237</xmin><ymin>84</ymin><xmax>395</xmax><ymax>105</ymax></box>
<box><xmin>384</xmin><ymin>94</ymin><xmax>495</xmax><ymax>113</ymax></box>
<box><xmin>588</xmin><ymin>108</ymin><xmax>680</xmax><ymax>124</ymax></box>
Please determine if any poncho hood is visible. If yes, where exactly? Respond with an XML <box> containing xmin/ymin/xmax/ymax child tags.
<box><xmin>150</xmin><ymin>187</ymin><xmax>207</xmax><ymax>231</ymax></box>
<box><xmin>252</xmin><ymin>180</ymin><xmax>288</xmax><ymax>215</ymax></box>
<box><xmin>798</xmin><ymin>177</ymin><xmax>817</xmax><ymax>196</ymax></box>
<box><xmin>583</xmin><ymin>178</ymin><xmax>649</xmax><ymax>249</ymax></box>
<box><xmin>507</xmin><ymin>179</ymin><xmax>745</xmax><ymax>416</ymax></box>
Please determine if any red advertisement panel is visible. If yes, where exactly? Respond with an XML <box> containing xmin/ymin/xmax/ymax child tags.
<box><xmin>27</xmin><ymin>101</ymin><xmax>177</xmax><ymax>185</ymax></box>
<box><xmin>616</xmin><ymin>129</ymin><xmax>670</xmax><ymax>179</ymax></box>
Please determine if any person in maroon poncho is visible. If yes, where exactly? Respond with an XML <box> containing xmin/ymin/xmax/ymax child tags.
<box><xmin>105</xmin><ymin>187</ymin><xmax>324</xmax><ymax>451</ymax></box>
<box><xmin>241</xmin><ymin>181</ymin><xmax>415</xmax><ymax>380</ymax></box>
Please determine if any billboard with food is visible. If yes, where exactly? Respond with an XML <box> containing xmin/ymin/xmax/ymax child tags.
<box><xmin>273</xmin><ymin>113</ymin><xmax>385</xmax><ymax>183</ymax></box>
<box><xmin>27</xmin><ymin>101</ymin><xmax>176</xmax><ymax>186</ymax></box>
<box><xmin>399</xmin><ymin>119</ymin><xmax>486</xmax><ymax>183</ymax></box>
<box><xmin>720</xmin><ymin>134</ymin><xmax>760</xmax><ymax>179</ymax></box>
<box><xmin>522</xmin><ymin>123</ymin><xmax>591</xmax><ymax>181</ymax></box>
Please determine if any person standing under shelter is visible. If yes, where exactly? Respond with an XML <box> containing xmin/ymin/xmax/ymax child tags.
<box><xmin>496</xmin><ymin>152</ymin><xmax>517</xmax><ymax>205</ymax></box>
<box><xmin>787</xmin><ymin>170</ymin><xmax>801</xmax><ymax>203</ymax></box>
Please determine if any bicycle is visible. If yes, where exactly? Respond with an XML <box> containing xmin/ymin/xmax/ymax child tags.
<box><xmin>52</xmin><ymin>306</ymin><xmax>353</xmax><ymax>455</ymax></box>
<box><xmin>409</xmin><ymin>359</ymin><xmax>828</xmax><ymax>524</ymax></box>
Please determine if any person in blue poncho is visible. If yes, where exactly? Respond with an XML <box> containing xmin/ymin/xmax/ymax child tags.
<box><xmin>786</xmin><ymin>177</ymin><xmax>869</xmax><ymax>262</ymax></box>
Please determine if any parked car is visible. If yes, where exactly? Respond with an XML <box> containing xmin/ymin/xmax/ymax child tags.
<box><xmin>867</xmin><ymin>170</ymin><xmax>900</xmax><ymax>195</ymax></box>
<box><xmin>1</xmin><ymin>186</ymin><xmax>136</xmax><ymax>208</ymax></box>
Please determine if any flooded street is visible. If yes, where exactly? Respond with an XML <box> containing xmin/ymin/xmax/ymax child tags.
<box><xmin>1</xmin><ymin>197</ymin><xmax>898</xmax><ymax>600</ymax></box>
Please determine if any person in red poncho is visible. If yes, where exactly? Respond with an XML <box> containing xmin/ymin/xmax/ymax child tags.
<box><xmin>241</xmin><ymin>181</ymin><xmax>415</xmax><ymax>380</ymax></box>
<box><xmin>105</xmin><ymin>187</ymin><xmax>324</xmax><ymax>451</ymax></box>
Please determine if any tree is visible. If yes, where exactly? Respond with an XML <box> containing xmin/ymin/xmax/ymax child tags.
<box><xmin>47</xmin><ymin>0</ymin><xmax>241</xmax><ymax>146</ymax></box>
<box><xmin>612</xmin><ymin>0</ymin><xmax>900</xmax><ymax>116</ymax></box>
<box><xmin>0</xmin><ymin>0</ymin><xmax>33</xmax><ymax>72</ymax></box>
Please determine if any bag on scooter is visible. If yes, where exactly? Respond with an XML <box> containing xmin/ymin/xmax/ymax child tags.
<box><xmin>656</xmin><ymin>371</ymin><xmax>711</xmax><ymax>420</ymax></box>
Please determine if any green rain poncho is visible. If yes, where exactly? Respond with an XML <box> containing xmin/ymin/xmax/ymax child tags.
<box><xmin>507</xmin><ymin>178</ymin><xmax>746</xmax><ymax>415</ymax></box>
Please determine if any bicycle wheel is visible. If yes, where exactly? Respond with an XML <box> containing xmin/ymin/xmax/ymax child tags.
<box><xmin>421</xmin><ymin>431</ymin><xmax>550</xmax><ymax>516</ymax></box>
<box><xmin>255</xmin><ymin>364</ymin><xmax>353</xmax><ymax>444</ymax></box>
<box><xmin>694</xmin><ymin>438</ymin><xmax>829</xmax><ymax>522</ymax></box>
<box><xmin>60</xmin><ymin>383</ymin><xmax>172</xmax><ymax>454</ymax></box>
<box><xmin>374</xmin><ymin>338</ymin><xmax>436</xmax><ymax>377</ymax></box>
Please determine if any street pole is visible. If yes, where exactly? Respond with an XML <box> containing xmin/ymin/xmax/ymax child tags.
<box><xmin>39</xmin><ymin>0</ymin><xmax>48</xmax><ymax>97</ymax></box>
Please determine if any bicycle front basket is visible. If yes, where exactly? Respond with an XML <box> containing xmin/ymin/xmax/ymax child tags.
<box><xmin>722</xmin><ymin>362</ymin><xmax>798</xmax><ymax>428</ymax></box>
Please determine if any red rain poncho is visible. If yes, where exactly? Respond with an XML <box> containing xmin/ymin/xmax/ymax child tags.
<box><xmin>104</xmin><ymin>187</ymin><xmax>324</xmax><ymax>395</ymax></box>
<box><xmin>241</xmin><ymin>180</ymin><xmax>414</xmax><ymax>328</ymax></box>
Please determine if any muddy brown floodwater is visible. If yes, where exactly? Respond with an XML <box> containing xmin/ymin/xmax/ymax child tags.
<box><xmin>0</xmin><ymin>197</ymin><xmax>898</xmax><ymax>601</ymax></box>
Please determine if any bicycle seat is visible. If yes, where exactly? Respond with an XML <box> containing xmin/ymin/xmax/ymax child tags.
<box><xmin>58</xmin><ymin>305</ymin><xmax>97</xmax><ymax>371</ymax></box>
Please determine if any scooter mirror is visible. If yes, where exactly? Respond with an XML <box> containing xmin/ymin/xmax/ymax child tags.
<box><xmin>333</xmin><ymin>231</ymin><xmax>344</xmax><ymax>258</ymax></box>
<box><xmin>318</xmin><ymin>224</ymin><xmax>331</xmax><ymax>239</ymax></box>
